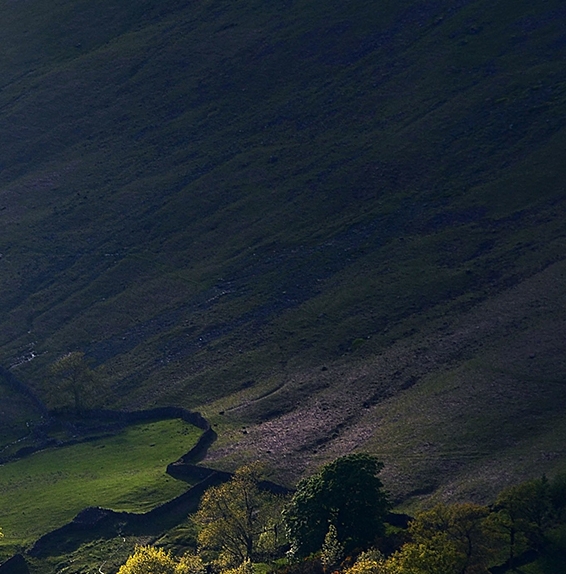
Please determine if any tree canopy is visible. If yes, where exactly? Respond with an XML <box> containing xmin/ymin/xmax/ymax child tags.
<box><xmin>194</xmin><ymin>463</ymin><xmax>286</xmax><ymax>566</ymax></box>
<box><xmin>487</xmin><ymin>476</ymin><xmax>557</xmax><ymax>568</ymax></box>
<box><xmin>283</xmin><ymin>454</ymin><xmax>389</xmax><ymax>557</ymax></box>
<box><xmin>117</xmin><ymin>546</ymin><xmax>204</xmax><ymax>574</ymax></box>
<box><xmin>49</xmin><ymin>351</ymin><xmax>99</xmax><ymax>413</ymax></box>
<box><xmin>385</xmin><ymin>503</ymin><xmax>493</xmax><ymax>574</ymax></box>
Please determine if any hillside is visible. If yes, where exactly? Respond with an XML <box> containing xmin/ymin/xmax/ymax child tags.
<box><xmin>1</xmin><ymin>0</ymin><xmax>566</xmax><ymax>506</ymax></box>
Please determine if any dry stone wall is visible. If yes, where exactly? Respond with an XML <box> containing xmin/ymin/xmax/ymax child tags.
<box><xmin>7</xmin><ymin>405</ymin><xmax>291</xmax><ymax>565</ymax></box>
<box><xmin>20</xmin><ymin>407</ymin><xmax>225</xmax><ymax>558</ymax></box>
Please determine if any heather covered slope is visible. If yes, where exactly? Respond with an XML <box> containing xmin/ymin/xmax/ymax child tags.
<box><xmin>1</xmin><ymin>0</ymin><xmax>566</xmax><ymax>501</ymax></box>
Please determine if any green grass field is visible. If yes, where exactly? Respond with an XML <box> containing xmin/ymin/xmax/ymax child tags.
<box><xmin>0</xmin><ymin>419</ymin><xmax>201</xmax><ymax>549</ymax></box>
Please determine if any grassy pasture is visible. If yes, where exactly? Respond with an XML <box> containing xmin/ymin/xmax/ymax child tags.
<box><xmin>0</xmin><ymin>418</ymin><xmax>201</xmax><ymax>551</ymax></box>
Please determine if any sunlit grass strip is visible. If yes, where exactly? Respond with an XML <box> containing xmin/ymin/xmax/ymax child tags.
<box><xmin>0</xmin><ymin>419</ymin><xmax>202</xmax><ymax>547</ymax></box>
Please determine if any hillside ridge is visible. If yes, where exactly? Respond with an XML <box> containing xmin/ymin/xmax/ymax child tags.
<box><xmin>1</xmin><ymin>0</ymin><xmax>565</xmax><ymax>507</ymax></box>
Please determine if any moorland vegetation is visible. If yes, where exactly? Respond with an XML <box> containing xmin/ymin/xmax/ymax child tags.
<box><xmin>1</xmin><ymin>0</ymin><xmax>566</xmax><ymax>570</ymax></box>
<box><xmin>1</xmin><ymin>0</ymin><xmax>565</xmax><ymax>503</ymax></box>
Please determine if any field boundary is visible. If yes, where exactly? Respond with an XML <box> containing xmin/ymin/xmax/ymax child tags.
<box><xmin>1</xmin><ymin>406</ymin><xmax>214</xmax><ymax>464</ymax></box>
<box><xmin>3</xmin><ymin>405</ymin><xmax>292</xmax><ymax>565</ymax></box>
<box><xmin>0</xmin><ymin>406</ymin><xmax>217</xmax><ymax>559</ymax></box>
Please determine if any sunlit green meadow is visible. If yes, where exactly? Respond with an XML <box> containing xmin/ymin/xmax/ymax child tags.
<box><xmin>0</xmin><ymin>419</ymin><xmax>201</xmax><ymax>548</ymax></box>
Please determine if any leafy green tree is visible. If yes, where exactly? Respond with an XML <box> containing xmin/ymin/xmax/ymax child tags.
<box><xmin>320</xmin><ymin>523</ymin><xmax>344</xmax><ymax>571</ymax></box>
<box><xmin>194</xmin><ymin>463</ymin><xmax>286</xmax><ymax>566</ymax></box>
<box><xmin>385</xmin><ymin>531</ymin><xmax>461</xmax><ymax>574</ymax></box>
<box><xmin>117</xmin><ymin>546</ymin><xmax>191</xmax><ymax>574</ymax></box>
<box><xmin>176</xmin><ymin>553</ymin><xmax>207</xmax><ymax>574</ymax></box>
<box><xmin>49</xmin><ymin>351</ymin><xmax>99</xmax><ymax>413</ymax></box>
<box><xmin>342</xmin><ymin>550</ymin><xmax>388</xmax><ymax>574</ymax></box>
<box><xmin>283</xmin><ymin>454</ymin><xmax>389</xmax><ymax>558</ymax></box>
<box><xmin>398</xmin><ymin>503</ymin><xmax>494</xmax><ymax>574</ymax></box>
<box><xmin>220</xmin><ymin>559</ymin><xmax>255</xmax><ymax>574</ymax></box>
<box><xmin>487</xmin><ymin>477</ymin><xmax>553</xmax><ymax>567</ymax></box>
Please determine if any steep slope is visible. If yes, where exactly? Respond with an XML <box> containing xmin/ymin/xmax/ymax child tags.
<box><xmin>1</xmin><ymin>0</ymin><xmax>566</xmax><ymax>501</ymax></box>
<box><xmin>213</xmin><ymin>258</ymin><xmax>566</xmax><ymax>503</ymax></box>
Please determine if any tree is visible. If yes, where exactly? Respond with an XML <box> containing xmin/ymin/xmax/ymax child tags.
<box><xmin>283</xmin><ymin>454</ymin><xmax>389</xmax><ymax>558</ymax></box>
<box><xmin>342</xmin><ymin>550</ymin><xmax>388</xmax><ymax>574</ymax></box>
<box><xmin>385</xmin><ymin>531</ymin><xmax>461</xmax><ymax>574</ymax></box>
<box><xmin>320</xmin><ymin>524</ymin><xmax>344</xmax><ymax>571</ymax></box>
<box><xmin>176</xmin><ymin>553</ymin><xmax>207</xmax><ymax>574</ymax></box>
<box><xmin>194</xmin><ymin>463</ymin><xmax>286</xmax><ymax>566</ymax></box>
<box><xmin>343</xmin><ymin>549</ymin><xmax>389</xmax><ymax>574</ymax></box>
<box><xmin>117</xmin><ymin>546</ymin><xmax>194</xmax><ymax>574</ymax></box>
<box><xmin>487</xmin><ymin>477</ymin><xmax>553</xmax><ymax>568</ymax></box>
<box><xmin>49</xmin><ymin>351</ymin><xmax>99</xmax><ymax>413</ymax></box>
<box><xmin>220</xmin><ymin>559</ymin><xmax>255</xmax><ymax>574</ymax></box>
<box><xmin>390</xmin><ymin>503</ymin><xmax>494</xmax><ymax>574</ymax></box>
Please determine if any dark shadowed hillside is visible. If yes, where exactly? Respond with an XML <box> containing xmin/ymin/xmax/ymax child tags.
<box><xmin>1</xmin><ymin>0</ymin><xmax>566</xmax><ymax>505</ymax></box>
